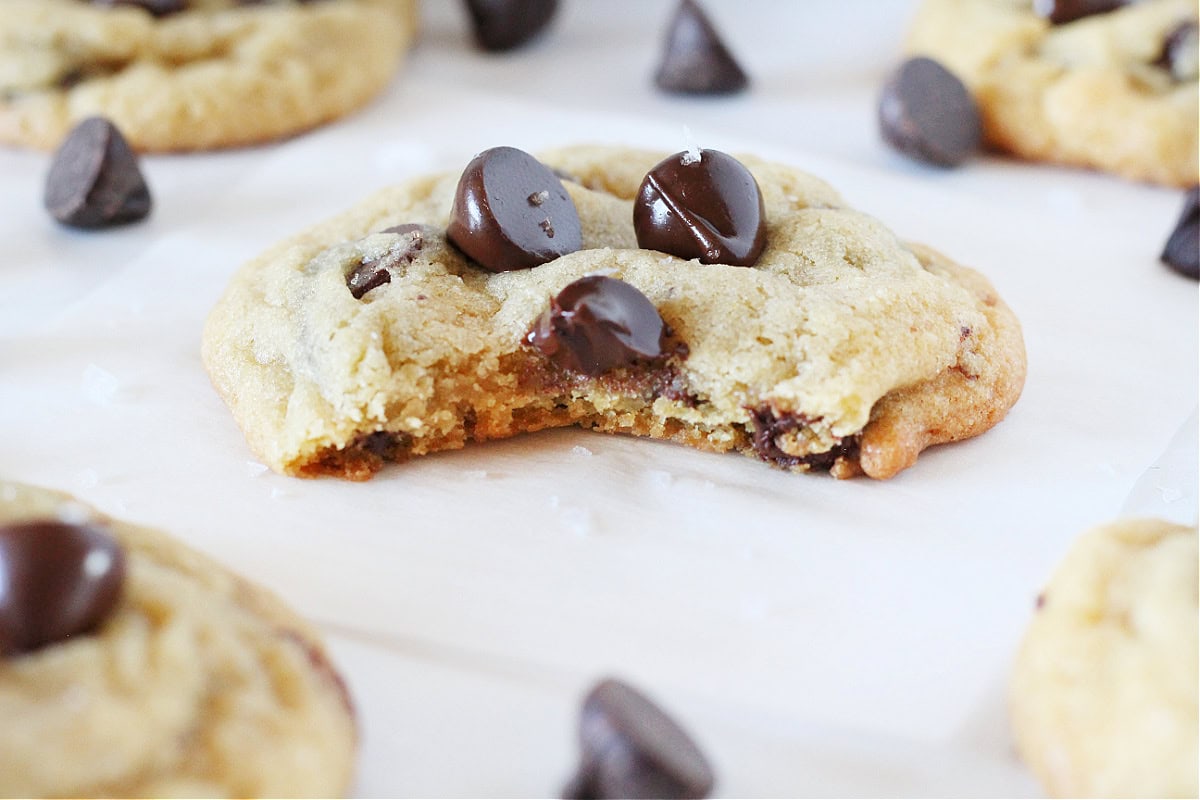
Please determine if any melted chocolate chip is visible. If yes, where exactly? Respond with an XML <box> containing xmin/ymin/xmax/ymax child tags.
<box><xmin>0</xmin><ymin>520</ymin><xmax>126</xmax><ymax>657</ymax></box>
<box><xmin>633</xmin><ymin>149</ymin><xmax>766</xmax><ymax>266</ymax></box>
<box><xmin>562</xmin><ymin>678</ymin><xmax>715</xmax><ymax>800</ymax></box>
<box><xmin>44</xmin><ymin>117</ymin><xmax>151</xmax><ymax>229</ymax></box>
<box><xmin>91</xmin><ymin>0</ymin><xmax>187</xmax><ymax>16</ymax></box>
<box><xmin>878</xmin><ymin>57</ymin><xmax>982</xmax><ymax>168</ymax></box>
<box><xmin>746</xmin><ymin>405</ymin><xmax>859</xmax><ymax>471</ymax></box>
<box><xmin>448</xmin><ymin>146</ymin><xmax>582</xmax><ymax>272</ymax></box>
<box><xmin>1157</xmin><ymin>20</ymin><xmax>1199</xmax><ymax>82</ymax></box>
<box><xmin>346</xmin><ymin>225</ymin><xmax>425</xmax><ymax>299</ymax></box>
<box><xmin>1161</xmin><ymin>186</ymin><xmax>1199</xmax><ymax>280</ymax></box>
<box><xmin>464</xmin><ymin>0</ymin><xmax>558</xmax><ymax>51</ymax></box>
<box><xmin>654</xmin><ymin>0</ymin><xmax>748</xmax><ymax>95</ymax></box>
<box><xmin>1033</xmin><ymin>0</ymin><xmax>1126</xmax><ymax>24</ymax></box>
<box><xmin>526</xmin><ymin>275</ymin><xmax>667</xmax><ymax>376</ymax></box>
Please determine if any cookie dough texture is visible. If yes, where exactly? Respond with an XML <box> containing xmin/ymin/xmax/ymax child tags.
<box><xmin>201</xmin><ymin>145</ymin><xmax>1026</xmax><ymax>481</ymax></box>
<box><xmin>905</xmin><ymin>0</ymin><xmax>1199</xmax><ymax>186</ymax></box>
<box><xmin>1011</xmin><ymin>518</ymin><xmax>1199</xmax><ymax>798</ymax></box>
<box><xmin>0</xmin><ymin>481</ymin><xmax>357</xmax><ymax>797</ymax></box>
<box><xmin>0</xmin><ymin>0</ymin><xmax>418</xmax><ymax>151</ymax></box>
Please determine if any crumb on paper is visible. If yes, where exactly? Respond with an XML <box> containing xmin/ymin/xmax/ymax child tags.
<box><xmin>81</xmin><ymin>363</ymin><xmax>120</xmax><ymax>405</ymax></box>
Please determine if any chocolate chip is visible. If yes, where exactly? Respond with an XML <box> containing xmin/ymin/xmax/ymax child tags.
<box><xmin>1161</xmin><ymin>186</ymin><xmax>1198</xmax><ymax>280</ymax></box>
<box><xmin>447</xmin><ymin>146</ymin><xmax>582</xmax><ymax>272</ymax></box>
<box><xmin>526</xmin><ymin>275</ymin><xmax>667</xmax><ymax>376</ymax></box>
<box><xmin>0</xmin><ymin>520</ymin><xmax>126</xmax><ymax>657</ymax></box>
<box><xmin>562</xmin><ymin>678</ymin><xmax>715</xmax><ymax>800</ymax></box>
<box><xmin>746</xmin><ymin>405</ymin><xmax>859</xmax><ymax>471</ymax></box>
<box><xmin>90</xmin><ymin>0</ymin><xmax>188</xmax><ymax>16</ymax></box>
<box><xmin>878</xmin><ymin>57</ymin><xmax>981</xmax><ymax>168</ymax></box>
<box><xmin>654</xmin><ymin>0</ymin><xmax>748</xmax><ymax>95</ymax></box>
<box><xmin>1032</xmin><ymin>0</ymin><xmax>1126</xmax><ymax>24</ymax></box>
<box><xmin>633</xmin><ymin>149</ymin><xmax>766</xmax><ymax>266</ymax></box>
<box><xmin>464</xmin><ymin>0</ymin><xmax>558</xmax><ymax>52</ymax></box>
<box><xmin>44</xmin><ymin>117</ymin><xmax>151</xmax><ymax>229</ymax></box>
<box><xmin>346</xmin><ymin>225</ymin><xmax>425</xmax><ymax>299</ymax></box>
<box><xmin>1157</xmin><ymin>21</ymin><xmax>1199</xmax><ymax>82</ymax></box>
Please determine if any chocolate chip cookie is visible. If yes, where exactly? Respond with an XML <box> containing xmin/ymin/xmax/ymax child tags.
<box><xmin>0</xmin><ymin>480</ymin><xmax>357</xmax><ymax>797</ymax></box>
<box><xmin>201</xmin><ymin>144</ymin><xmax>1026</xmax><ymax>481</ymax></box>
<box><xmin>904</xmin><ymin>0</ymin><xmax>1199</xmax><ymax>186</ymax></box>
<box><xmin>1011</xmin><ymin>518</ymin><xmax>1198</xmax><ymax>797</ymax></box>
<box><xmin>0</xmin><ymin>0</ymin><xmax>418</xmax><ymax>151</ymax></box>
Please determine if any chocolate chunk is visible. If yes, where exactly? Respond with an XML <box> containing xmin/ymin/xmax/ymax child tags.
<box><xmin>878</xmin><ymin>57</ymin><xmax>981</xmax><ymax>168</ymax></box>
<box><xmin>44</xmin><ymin>117</ymin><xmax>151</xmax><ymax>229</ymax></box>
<box><xmin>526</xmin><ymin>275</ymin><xmax>667</xmax><ymax>376</ymax></box>
<box><xmin>90</xmin><ymin>0</ymin><xmax>188</xmax><ymax>16</ymax></box>
<box><xmin>464</xmin><ymin>0</ymin><xmax>558</xmax><ymax>52</ymax></box>
<box><xmin>633</xmin><ymin>149</ymin><xmax>766</xmax><ymax>266</ymax></box>
<box><xmin>346</xmin><ymin>225</ymin><xmax>426</xmax><ymax>299</ymax></box>
<box><xmin>654</xmin><ymin>0</ymin><xmax>748</xmax><ymax>95</ymax></box>
<box><xmin>0</xmin><ymin>520</ymin><xmax>126</xmax><ymax>657</ymax></box>
<box><xmin>1157</xmin><ymin>21</ymin><xmax>1199</xmax><ymax>82</ymax></box>
<box><xmin>746</xmin><ymin>405</ymin><xmax>859</xmax><ymax>471</ymax></box>
<box><xmin>1161</xmin><ymin>186</ymin><xmax>1199</xmax><ymax>280</ymax></box>
<box><xmin>447</xmin><ymin>146</ymin><xmax>582</xmax><ymax>272</ymax></box>
<box><xmin>1033</xmin><ymin>0</ymin><xmax>1126</xmax><ymax>24</ymax></box>
<box><xmin>562</xmin><ymin>678</ymin><xmax>715</xmax><ymax>800</ymax></box>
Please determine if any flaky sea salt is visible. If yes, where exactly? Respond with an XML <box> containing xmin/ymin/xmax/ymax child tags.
<box><xmin>570</xmin><ymin>445</ymin><xmax>592</xmax><ymax>457</ymax></box>
<box><xmin>245</xmin><ymin>461</ymin><xmax>269</xmax><ymax>478</ymax></box>
<box><xmin>680</xmin><ymin>125</ymin><xmax>702</xmax><ymax>165</ymax></box>
<box><xmin>81</xmin><ymin>364</ymin><xmax>120</xmax><ymax>405</ymax></box>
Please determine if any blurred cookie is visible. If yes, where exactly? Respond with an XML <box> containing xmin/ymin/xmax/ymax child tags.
<box><xmin>905</xmin><ymin>0</ymin><xmax>1199</xmax><ymax>186</ymax></box>
<box><xmin>1011</xmin><ymin>518</ymin><xmax>1198</xmax><ymax>797</ymax></box>
<box><xmin>0</xmin><ymin>480</ymin><xmax>357</xmax><ymax>797</ymax></box>
<box><xmin>0</xmin><ymin>0</ymin><xmax>418</xmax><ymax>151</ymax></box>
<box><xmin>201</xmin><ymin>144</ymin><xmax>1025</xmax><ymax>481</ymax></box>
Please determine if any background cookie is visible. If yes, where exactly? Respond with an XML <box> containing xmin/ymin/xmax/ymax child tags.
<box><xmin>904</xmin><ymin>0</ymin><xmax>1199</xmax><ymax>186</ymax></box>
<box><xmin>1010</xmin><ymin>518</ymin><xmax>1198</xmax><ymax>797</ymax></box>
<box><xmin>0</xmin><ymin>0</ymin><xmax>418</xmax><ymax>151</ymax></box>
<box><xmin>201</xmin><ymin>144</ymin><xmax>1025</xmax><ymax>481</ymax></box>
<box><xmin>0</xmin><ymin>481</ymin><xmax>357</xmax><ymax>797</ymax></box>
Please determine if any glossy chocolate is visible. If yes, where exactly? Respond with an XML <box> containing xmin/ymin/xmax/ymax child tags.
<box><xmin>448</xmin><ymin>146</ymin><xmax>582</xmax><ymax>272</ymax></box>
<box><xmin>633</xmin><ymin>149</ymin><xmax>766</xmax><ymax>266</ymax></box>
<box><xmin>0</xmin><ymin>520</ymin><xmax>126</xmax><ymax>657</ymax></box>
<box><xmin>1161</xmin><ymin>186</ymin><xmax>1199</xmax><ymax>280</ymax></box>
<box><xmin>562</xmin><ymin>678</ymin><xmax>715</xmax><ymax>800</ymax></box>
<box><xmin>878</xmin><ymin>57</ymin><xmax>981</xmax><ymax>168</ymax></box>
<box><xmin>464</xmin><ymin>0</ymin><xmax>558</xmax><ymax>51</ymax></box>
<box><xmin>654</xmin><ymin>0</ymin><xmax>748</xmax><ymax>95</ymax></box>
<box><xmin>1033</xmin><ymin>0</ymin><xmax>1126</xmax><ymax>24</ymax></box>
<box><xmin>44</xmin><ymin>117</ymin><xmax>151</xmax><ymax>229</ymax></box>
<box><xmin>527</xmin><ymin>275</ymin><xmax>666</xmax><ymax>376</ymax></box>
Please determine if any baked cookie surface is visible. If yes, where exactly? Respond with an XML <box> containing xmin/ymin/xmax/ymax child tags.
<box><xmin>0</xmin><ymin>0</ymin><xmax>418</xmax><ymax>151</ymax></box>
<box><xmin>1011</xmin><ymin>518</ymin><xmax>1198</xmax><ymax>798</ymax></box>
<box><xmin>905</xmin><ymin>0</ymin><xmax>1199</xmax><ymax>186</ymax></box>
<box><xmin>0</xmin><ymin>480</ymin><xmax>357</xmax><ymax>797</ymax></box>
<box><xmin>201</xmin><ymin>145</ymin><xmax>1026</xmax><ymax>481</ymax></box>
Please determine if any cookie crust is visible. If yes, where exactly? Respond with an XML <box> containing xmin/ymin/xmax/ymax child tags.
<box><xmin>0</xmin><ymin>481</ymin><xmax>357</xmax><ymax>797</ymax></box>
<box><xmin>905</xmin><ymin>0</ymin><xmax>1199</xmax><ymax>187</ymax></box>
<box><xmin>0</xmin><ymin>0</ymin><xmax>418</xmax><ymax>151</ymax></box>
<box><xmin>201</xmin><ymin>145</ymin><xmax>1026</xmax><ymax>480</ymax></box>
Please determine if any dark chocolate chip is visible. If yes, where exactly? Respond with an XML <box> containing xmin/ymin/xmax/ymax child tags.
<box><xmin>878</xmin><ymin>57</ymin><xmax>981</xmax><ymax>168</ymax></box>
<box><xmin>90</xmin><ymin>0</ymin><xmax>188</xmax><ymax>16</ymax></box>
<box><xmin>562</xmin><ymin>678</ymin><xmax>715</xmax><ymax>800</ymax></box>
<box><xmin>464</xmin><ymin>0</ymin><xmax>558</xmax><ymax>52</ymax></box>
<box><xmin>526</xmin><ymin>275</ymin><xmax>667</xmax><ymax>376</ymax></box>
<box><xmin>654</xmin><ymin>0</ymin><xmax>748</xmax><ymax>95</ymax></box>
<box><xmin>1161</xmin><ymin>186</ymin><xmax>1199</xmax><ymax>280</ymax></box>
<box><xmin>346</xmin><ymin>225</ymin><xmax>425</xmax><ymax>299</ymax></box>
<box><xmin>447</xmin><ymin>146</ymin><xmax>582</xmax><ymax>272</ymax></box>
<box><xmin>44</xmin><ymin>117</ymin><xmax>151</xmax><ymax>229</ymax></box>
<box><xmin>746</xmin><ymin>405</ymin><xmax>859</xmax><ymax>471</ymax></box>
<box><xmin>0</xmin><ymin>520</ymin><xmax>126</xmax><ymax>657</ymax></box>
<box><xmin>1156</xmin><ymin>20</ymin><xmax>1199</xmax><ymax>82</ymax></box>
<box><xmin>633</xmin><ymin>149</ymin><xmax>766</xmax><ymax>266</ymax></box>
<box><xmin>1033</xmin><ymin>0</ymin><xmax>1126</xmax><ymax>24</ymax></box>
